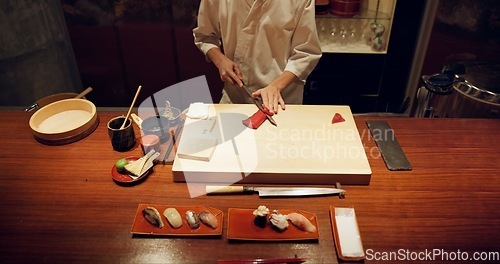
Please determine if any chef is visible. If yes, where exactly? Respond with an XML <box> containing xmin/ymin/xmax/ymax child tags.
<box><xmin>193</xmin><ymin>0</ymin><xmax>322</xmax><ymax>114</ymax></box>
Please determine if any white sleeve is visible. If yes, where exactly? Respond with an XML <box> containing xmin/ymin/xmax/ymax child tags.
<box><xmin>284</xmin><ymin>0</ymin><xmax>322</xmax><ymax>83</ymax></box>
<box><xmin>192</xmin><ymin>0</ymin><xmax>221</xmax><ymax>61</ymax></box>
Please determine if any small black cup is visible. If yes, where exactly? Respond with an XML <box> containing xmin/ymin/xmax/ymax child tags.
<box><xmin>107</xmin><ymin>116</ymin><xmax>136</xmax><ymax>151</ymax></box>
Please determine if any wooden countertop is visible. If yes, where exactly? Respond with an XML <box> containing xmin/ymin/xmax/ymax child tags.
<box><xmin>1</xmin><ymin>110</ymin><xmax>499</xmax><ymax>263</ymax></box>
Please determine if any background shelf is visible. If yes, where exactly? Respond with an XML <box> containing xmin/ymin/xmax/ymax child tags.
<box><xmin>315</xmin><ymin>8</ymin><xmax>392</xmax><ymax>20</ymax></box>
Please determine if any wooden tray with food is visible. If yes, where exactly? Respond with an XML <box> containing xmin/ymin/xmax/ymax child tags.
<box><xmin>227</xmin><ymin>206</ymin><xmax>319</xmax><ymax>241</ymax></box>
<box><xmin>131</xmin><ymin>204</ymin><xmax>223</xmax><ymax>236</ymax></box>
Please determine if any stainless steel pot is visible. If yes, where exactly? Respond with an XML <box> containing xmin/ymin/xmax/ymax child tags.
<box><xmin>434</xmin><ymin>62</ymin><xmax>500</xmax><ymax>118</ymax></box>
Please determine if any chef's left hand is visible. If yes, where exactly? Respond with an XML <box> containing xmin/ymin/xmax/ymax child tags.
<box><xmin>253</xmin><ymin>85</ymin><xmax>286</xmax><ymax>114</ymax></box>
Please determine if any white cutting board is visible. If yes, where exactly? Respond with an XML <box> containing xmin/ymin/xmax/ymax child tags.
<box><xmin>172</xmin><ymin>104</ymin><xmax>371</xmax><ymax>185</ymax></box>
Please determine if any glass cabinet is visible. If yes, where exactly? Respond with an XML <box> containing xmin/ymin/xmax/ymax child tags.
<box><xmin>315</xmin><ymin>0</ymin><xmax>397</xmax><ymax>54</ymax></box>
<box><xmin>305</xmin><ymin>0</ymin><xmax>427</xmax><ymax>113</ymax></box>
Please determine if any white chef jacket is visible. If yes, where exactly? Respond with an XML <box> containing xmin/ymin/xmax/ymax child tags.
<box><xmin>193</xmin><ymin>0</ymin><xmax>322</xmax><ymax>104</ymax></box>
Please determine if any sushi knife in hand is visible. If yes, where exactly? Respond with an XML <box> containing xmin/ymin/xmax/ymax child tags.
<box><xmin>241</xmin><ymin>84</ymin><xmax>277</xmax><ymax>127</ymax></box>
<box><xmin>205</xmin><ymin>185</ymin><xmax>345</xmax><ymax>197</ymax></box>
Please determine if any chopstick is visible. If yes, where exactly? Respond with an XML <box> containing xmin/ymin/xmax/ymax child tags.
<box><xmin>162</xmin><ymin>123</ymin><xmax>182</xmax><ymax>164</ymax></box>
<box><xmin>217</xmin><ymin>258</ymin><xmax>307</xmax><ymax>264</ymax></box>
<box><xmin>120</xmin><ymin>85</ymin><xmax>142</xmax><ymax>130</ymax></box>
<box><xmin>150</xmin><ymin>95</ymin><xmax>167</xmax><ymax>139</ymax></box>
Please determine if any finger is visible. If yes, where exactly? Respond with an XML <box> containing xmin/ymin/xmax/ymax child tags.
<box><xmin>252</xmin><ymin>90</ymin><xmax>261</xmax><ymax>99</ymax></box>
<box><xmin>221</xmin><ymin>74</ymin><xmax>235</xmax><ymax>85</ymax></box>
<box><xmin>272</xmin><ymin>95</ymin><xmax>279</xmax><ymax>114</ymax></box>
<box><xmin>278</xmin><ymin>96</ymin><xmax>286</xmax><ymax>111</ymax></box>
<box><xmin>227</xmin><ymin>70</ymin><xmax>242</xmax><ymax>87</ymax></box>
<box><xmin>264</xmin><ymin>95</ymin><xmax>276</xmax><ymax>115</ymax></box>
<box><xmin>260</xmin><ymin>93</ymin><xmax>271</xmax><ymax>112</ymax></box>
<box><xmin>234</xmin><ymin>65</ymin><xmax>243</xmax><ymax>84</ymax></box>
<box><xmin>221</xmin><ymin>69</ymin><xmax>238</xmax><ymax>85</ymax></box>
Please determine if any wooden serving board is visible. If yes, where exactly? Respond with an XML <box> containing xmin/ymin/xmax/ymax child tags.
<box><xmin>172</xmin><ymin>104</ymin><xmax>371</xmax><ymax>185</ymax></box>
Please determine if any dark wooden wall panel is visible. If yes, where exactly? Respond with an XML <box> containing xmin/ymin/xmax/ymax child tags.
<box><xmin>174</xmin><ymin>26</ymin><xmax>223</xmax><ymax>103</ymax></box>
<box><xmin>118</xmin><ymin>23</ymin><xmax>179</xmax><ymax>104</ymax></box>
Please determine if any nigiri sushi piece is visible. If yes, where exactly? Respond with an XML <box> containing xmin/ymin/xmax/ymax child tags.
<box><xmin>253</xmin><ymin>205</ymin><xmax>269</xmax><ymax>228</ymax></box>
<box><xmin>199</xmin><ymin>210</ymin><xmax>218</xmax><ymax>229</ymax></box>
<box><xmin>269</xmin><ymin>210</ymin><xmax>288</xmax><ymax>232</ymax></box>
<box><xmin>185</xmin><ymin>210</ymin><xmax>200</xmax><ymax>229</ymax></box>
<box><xmin>163</xmin><ymin>208</ymin><xmax>183</xmax><ymax>228</ymax></box>
<box><xmin>142</xmin><ymin>207</ymin><xmax>164</xmax><ymax>228</ymax></box>
<box><xmin>286</xmin><ymin>212</ymin><xmax>317</xmax><ymax>233</ymax></box>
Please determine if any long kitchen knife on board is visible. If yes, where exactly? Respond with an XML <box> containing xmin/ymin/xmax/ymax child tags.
<box><xmin>206</xmin><ymin>185</ymin><xmax>345</xmax><ymax>197</ymax></box>
<box><xmin>241</xmin><ymin>84</ymin><xmax>277</xmax><ymax>126</ymax></box>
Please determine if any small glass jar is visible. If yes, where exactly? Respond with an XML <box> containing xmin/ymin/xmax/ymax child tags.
<box><xmin>315</xmin><ymin>0</ymin><xmax>330</xmax><ymax>15</ymax></box>
<box><xmin>329</xmin><ymin>0</ymin><xmax>361</xmax><ymax>17</ymax></box>
<box><xmin>140</xmin><ymin>134</ymin><xmax>161</xmax><ymax>154</ymax></box>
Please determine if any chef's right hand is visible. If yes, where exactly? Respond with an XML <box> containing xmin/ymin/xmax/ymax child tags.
<box><xmin>207</xmin><ymin>48</ymin><xmax>243</xmax><ymax>87</ymax></box>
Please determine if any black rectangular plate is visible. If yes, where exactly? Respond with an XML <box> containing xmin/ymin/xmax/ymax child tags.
<box><xmin>366</xmin><ymin>120</ymin><xmax>412</xmax><ymax>171</ymax></box>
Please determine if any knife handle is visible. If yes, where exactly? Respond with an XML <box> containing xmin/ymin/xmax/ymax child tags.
<box><xmin>206</xmin><ymin>185</ymin><xmax>247</xmax><ymax>194</ymax></box>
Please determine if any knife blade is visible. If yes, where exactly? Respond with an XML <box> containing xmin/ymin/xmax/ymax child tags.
<box><xmin>241</xmin><ymin>84</ymin><xmax>277</xmax><ymax>126</ymax></box>
<box><xmin>206</xmin><ymin>185</ymin><xmax>345</xmax><ymax>197</ymax></box>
